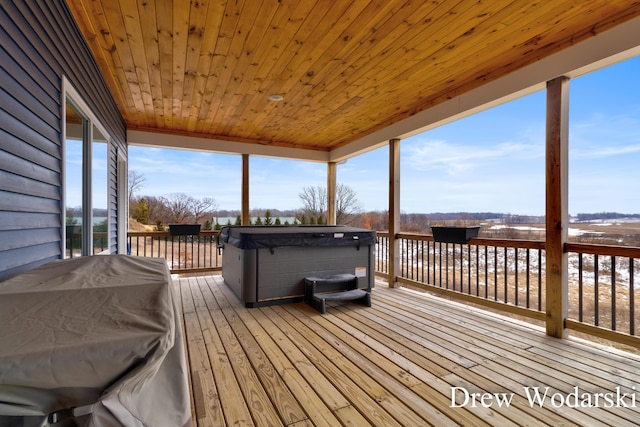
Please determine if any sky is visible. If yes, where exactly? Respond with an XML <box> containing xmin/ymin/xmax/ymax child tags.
<box><xmin>127</xmin><ymin>55</ymin><xmax>640</xmax><ymax>216</ymax></box>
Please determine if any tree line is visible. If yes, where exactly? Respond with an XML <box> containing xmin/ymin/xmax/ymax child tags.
<box><xmin>128</xmin><ymin>171</ymin><xmax>364</xmax><ymax>230</ymax></box>
<box><xmin>128</xmin><ymin>171</ymin><xmax>640</xmax><ymax>243</ymax></box>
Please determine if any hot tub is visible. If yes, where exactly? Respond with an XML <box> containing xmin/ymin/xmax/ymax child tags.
<box><xmin>218</xmin><ymin>225</ymin><xmax>376</xmax><ymax>307</ymax></box>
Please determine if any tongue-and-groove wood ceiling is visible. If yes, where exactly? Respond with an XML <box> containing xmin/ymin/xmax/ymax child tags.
<box><xmin>67</xmin><ymin>0</ymin><xmax>640</xmax><ymax>154</ymax></box>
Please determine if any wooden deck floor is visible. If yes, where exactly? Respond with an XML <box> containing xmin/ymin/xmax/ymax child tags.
<box><xmin>176</xmin><ymin>275</ymin><xmax>640</xmax><ymax>427</ymax></box>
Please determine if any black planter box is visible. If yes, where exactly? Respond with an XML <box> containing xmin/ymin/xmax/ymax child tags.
<box><xmin>431</xmin><ymin>226</ymin><xmax>480</xmax><ymax>244</ymax></box>
<box><xmin>169</xmin><ymin>223</ymin><xmax>201</xmax><ymax>236</ymax></box>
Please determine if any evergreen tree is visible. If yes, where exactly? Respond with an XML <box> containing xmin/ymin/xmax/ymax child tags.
<box><xmin>255</xmin><ymin>216</ymin><xmax>263</xmax><ymax>225</ymax></box>
<box><xmin>153</xmin><ymin>221</ymin><xmax>165</xmax><ymax>231</ymax></box>
<box><xmin>275</xmin><ymin>217</ymin><xmax>282</xmax><ymax>225</ymax></box>
<box><xmin>264</xmin><ymin>210</ymin><xmax>274</xmax><ymax>225</ymax></box>
<box><xmin>203</xmin><ymin>218</ymin><xmax>212</xmax><ymax>231</ymax></box>
<box><xmin>132</xmin><ymin>197</ymin><xmax>149</xmax><ymax>224</ymax></box>
<box><xmin>93</xmin><ymin>219</ymin><xmax>108</xmax><ymax>232</ymax></box>
<box><xmin>234</xmin><ymin>215</ymin><xmax>241</xmax><ymax>226</ymax></box>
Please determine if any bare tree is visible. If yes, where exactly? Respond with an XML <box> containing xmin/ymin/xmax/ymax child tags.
<box><xmin>161</xmin><ymin>193</ymin><xmax>217</xmax><ymax>224</ymax></box>
<box><xmin>335</xmin><ymin>183</ymin><xmax>362</xmax><ymax>225</ymax></box>
<box><xmin>299</xmin><ymin>185</ymin><xmax>327</xmax><ymax>223</ymax></box>
<box><xmin>298</xmin><ymin>183</ymin><xmax>362</xmax><ymax>225</ymax></box>
<box><xmin>191</xmin><ymin>197</ymin><xmax>217</xmax><ymax>223</ymax></box>
<box><xmin>145</xmin><ymin>196</ymin><xmax>169</xmax><ymax>225</ymax></box>
<box><xmin>128</xmin><ymin>170</ymin><xmax>146</xmax><ymax>205</ymax></box>
<box><xmin>162</xmin><ymin>193</ymin><xmax>192</xmax><ymax>224</ymax></box>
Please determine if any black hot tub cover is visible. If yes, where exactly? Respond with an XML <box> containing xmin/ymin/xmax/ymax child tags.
<box><xmin>219</xmin><ymin>225</ymin><xmax>377</xmax><ymax>250</ymax></box>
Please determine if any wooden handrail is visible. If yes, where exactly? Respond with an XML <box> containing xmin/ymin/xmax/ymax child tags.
<box><xmin>565</xmin><ymin>242</ymin><xmax>640</xmax><ymax>257</ymax></box>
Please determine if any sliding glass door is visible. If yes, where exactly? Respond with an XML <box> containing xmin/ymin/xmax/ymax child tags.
<box><xmin>64</xmin><ymin>81</ymin><xmax>110</xmax><ymax>257</ymax></box>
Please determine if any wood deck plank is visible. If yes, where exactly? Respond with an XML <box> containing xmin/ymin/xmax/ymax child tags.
<box><xmin>205</xmin><ymin>304</ymin><xmax>284</xmax><ymax>426</ymax></box>
<box><xmin>178</xmin><ymin>275</ymin><xmax>640</xmax><ymax>427</ymax></box>
<box><xmin>283</xmin><ymin>303</ymin><xmax>453</xmax><ymax>427</ymax></box>
<box><xmin>319</xmin><ymin>304</ymin><xmax>496</xmax><ymax>427</ymax></box>
<box><xmin>173</xmin><ymin>277</ymin><xmax>198</xmax><ymax>425</ymax></box>
<box><xmin>373</xmin><ymin>286</ymin><xmax>640</xmax><ymax>425</ymax></box>
<box><xmin>180</xmin><ymin>279</ymin><xmax>226</xmax><ymax>426</ymax></box>
<box><xmin>223</xmin><ymin>294</ymin><xmax>345</xmax><ymax>427</ymax></box>
<box><xmin>271</xmin><ymin>304</ymin><xmax>409</xmax><ymax>427</ymax></box>
<box><xmin>331</xmin><ymin>302</ymin><xmax>572</xmax><ymax>427</ymax></box>
<box><xmin>213</xmin><ymin>297</ymin><xmax>311</xmax><ymax>424</ymax></box>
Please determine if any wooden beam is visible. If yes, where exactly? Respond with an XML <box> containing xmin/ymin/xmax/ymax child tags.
<box><xmin>242</xmin><ymin>154</ymin><xmax>250</xmax><ymax>225</ymax></box>
<box><xmin>388</xmin><ymin>138</ymin><xmax>401</xmax><ymax>288</ymax></box>
<box><xmin>545</xmin><ymin>76</ymin><xmax>569</xmax><ymax>338</ymax></box>
<box><xmin>327</xmin><ymin>162</ymin><xmax>336</xmax><ymax>225</ymax></box>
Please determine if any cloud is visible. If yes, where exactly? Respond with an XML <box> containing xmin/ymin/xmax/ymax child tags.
<box><xmin>572</xmin><ymin>144</ymin><xmax>640</xmax><ymax>158</ymax></box>
<box><xmin>569</xmin><ymin>112</ymin><xmax>640</xmax><ymax>159</ymax></box>
<box><xmin>403</xmin><ymin>139</ymin><xmax>541</xmax><ymax>175</ymax></box>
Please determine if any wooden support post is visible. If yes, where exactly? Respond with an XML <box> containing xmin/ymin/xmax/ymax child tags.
<box><xmin>241</xmin><ymin>154</ymin><xmax>250</xmax><ymax>226</ymax></box>
<box><xmin>327</xmin><ymin>162</ymin><xmax>337</xmax><ymax>225</ymax></box>
<box><xmin>545</xmin><ymin>76</ymin><xmax>569</xmax><ymax>338</ymax></box>
<box><xmin>389</xmin><ymin>138</ymin><xmax>401</xmax><ymax>288</ymax></box>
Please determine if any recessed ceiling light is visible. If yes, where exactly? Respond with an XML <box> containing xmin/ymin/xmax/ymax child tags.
<box><xmin>268</xmin><ymin>94</ymin><xmax>284</xmax><ymax>102</ymax></box>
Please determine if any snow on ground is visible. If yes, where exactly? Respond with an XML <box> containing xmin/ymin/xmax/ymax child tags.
<box><xmin>487</xmin><ymin>224</ymin><xmax>605</xmax><ymax>236</ymax></box>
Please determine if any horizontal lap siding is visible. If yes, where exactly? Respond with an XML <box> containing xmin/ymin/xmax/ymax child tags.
<box><xmin>0</xmin><ymin>0</ymin><xmax>126</xmax><ymax>281</ymax></box>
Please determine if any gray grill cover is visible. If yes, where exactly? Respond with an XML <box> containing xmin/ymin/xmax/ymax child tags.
<box><xmin>0</xmin><ymin>255</ymin><xmax>190</xmax><ymax>427</ymax></box>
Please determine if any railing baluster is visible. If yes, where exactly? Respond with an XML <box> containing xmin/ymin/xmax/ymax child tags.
<box><xmin>538</xmin><ymin>249</ymin><xmax>542</xmax><ymax>312</ymax></box>
<box><xmin>196</xmin><ymin>235</ymin><xmax>200</xmax><ymax>269</ymax></box>
<box><xmin>452</xmin><ymin>243</ymin><xmax>456</xmax><ymax>291</ymax></box>
<box><xmin>420</xmin><ymin>240</ymin><xmax>425</xmax><ymax>283</ymax></box>
<box><xmin>594</xmin><ymin>254</ymin><xmax>599</xmax><ymax>327</ymax></box>
<box><xmin>202</xmin><ymin>235</ymin><xmax>206</xmax><ymax>269</ymax></box>
<box><xmin>412</xmin><ymin>239</ymin><xmax>416</xmax><ymax>281</ymax></box>
<box><xmin>484</xmin><ymin>246</ymin><xmax>488</xmax><ymax>299</ymax></box>
<box><xmin>515</xmin><ymin>247</ymin><xmax>519</xmax><ymax>306</ymax></box>
<box><xmin>438</xmin><ymin>242</ymin><xmax>442</xmax><ymax>288</ymax></box>
<box><xmin>578</xmin><ymin>253</ymin><xmax>583</xmax><ymax>323</ymax></box>
<box><xmin>433</xmin><ymin>242</ymin><xmax>440</xmax><ymax>286</ymax></box>
<box><xmin>467</xmin><ymin>245</ymin><xmax>477</xmax><ymax>295</ymax></box>
<box><xmin>504</xmin><ymin>247</ymin><xmax>508</xmax><ymax>303</ymax></box>
<box><xmin>476</xmin><ymin>245</ymin><xmax>480</xmax><ymax>296</ymax></box>
<box><xmin>445</xmin><ymin>243</ymin><xmax>450</xmax><ymax>289</ymax></box>
<box><xmin>493</xmin><ymin>246</ymin><xmax>498</xmax><ymax>301</ymax></box>
<box><xmin>630</xmin><ymin>258</ymin><xmax>635</xmax><ymax>336</ymax></box>
<box><xmin>611</xmin><ymin>255</ymin><xmax>616</xmax><ymax>331</ymax></box>
<box><xmin>526</xmin><ymin>248</ymin><xmax>530</xmax><ymax>309</ymax></box>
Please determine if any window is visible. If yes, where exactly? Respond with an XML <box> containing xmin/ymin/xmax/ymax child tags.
<box><xmin>63</xmin><ymin>78</ymin><xmax>111</xmax><ymax>257</ymax></box>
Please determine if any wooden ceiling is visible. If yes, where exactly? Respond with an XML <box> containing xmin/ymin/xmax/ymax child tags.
<box><xmin>67</xmin><ymin>0</ymin><xmax>640</xmax><ymax>154</ymax></box>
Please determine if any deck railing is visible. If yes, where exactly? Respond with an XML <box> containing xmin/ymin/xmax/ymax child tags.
<box><xmin>66</xmin><ymin>229</ymin><xmax>108</xmax><ymax>258</ymax></box>
<box><xmin>127</xmin><ymin>231</ymin><xmax>222</xmax><ymax>273</ymax></box>
<box><xmin>565</xmin><ymin>242</ymin><xmax>640</xmax><ymax>344</ymax></box>
<box><xmin>376</xmin><ymin>231</ymin><xmax>640</xmax><ymax>347</ymax></box>
<box><xmin>125</xmin><ymin>229</ymin><xmax>640</xmax><ymax>346</ymax></box>
<box><xmin>376</xmin><ymin>232</ymin><xmax>546</xmax><ymax>321</ymax></box>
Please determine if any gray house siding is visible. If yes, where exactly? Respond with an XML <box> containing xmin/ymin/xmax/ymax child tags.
<box><xmin>0</xmin><ymin>0</ymin><xmax>126</xmax><ymax>281</ymax></box>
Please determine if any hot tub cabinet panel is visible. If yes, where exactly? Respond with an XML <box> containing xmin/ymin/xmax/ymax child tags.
<box><xmin>219</xmin><ymin>226</ymin><xmax>376</xmax><ymax>307</ymax></box>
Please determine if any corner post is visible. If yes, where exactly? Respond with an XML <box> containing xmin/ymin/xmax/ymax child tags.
<box><xmin>545</xmin><ymin>76</ymin><xmax>569</xmax><ymax>338</ymax></box>
<box><xmin>242</xmin><ymin>154</ymin><xmax>250</xmax><ymax>225</ymax></box>
<box><xmin>327</xmin><ymin>162</ymin><xmax>337</xmax><ymax>225</ymax></box>
<box><xmin>389</xmin><ymin>138</ymin><xmax>401</xmax><ymax>288</ymax></box>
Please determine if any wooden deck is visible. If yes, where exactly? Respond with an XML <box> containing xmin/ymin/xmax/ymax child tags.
<box><xmin>175</xmin><ymin>275</ymin><xmax>640</xmax><ymax>427</ymax></box>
